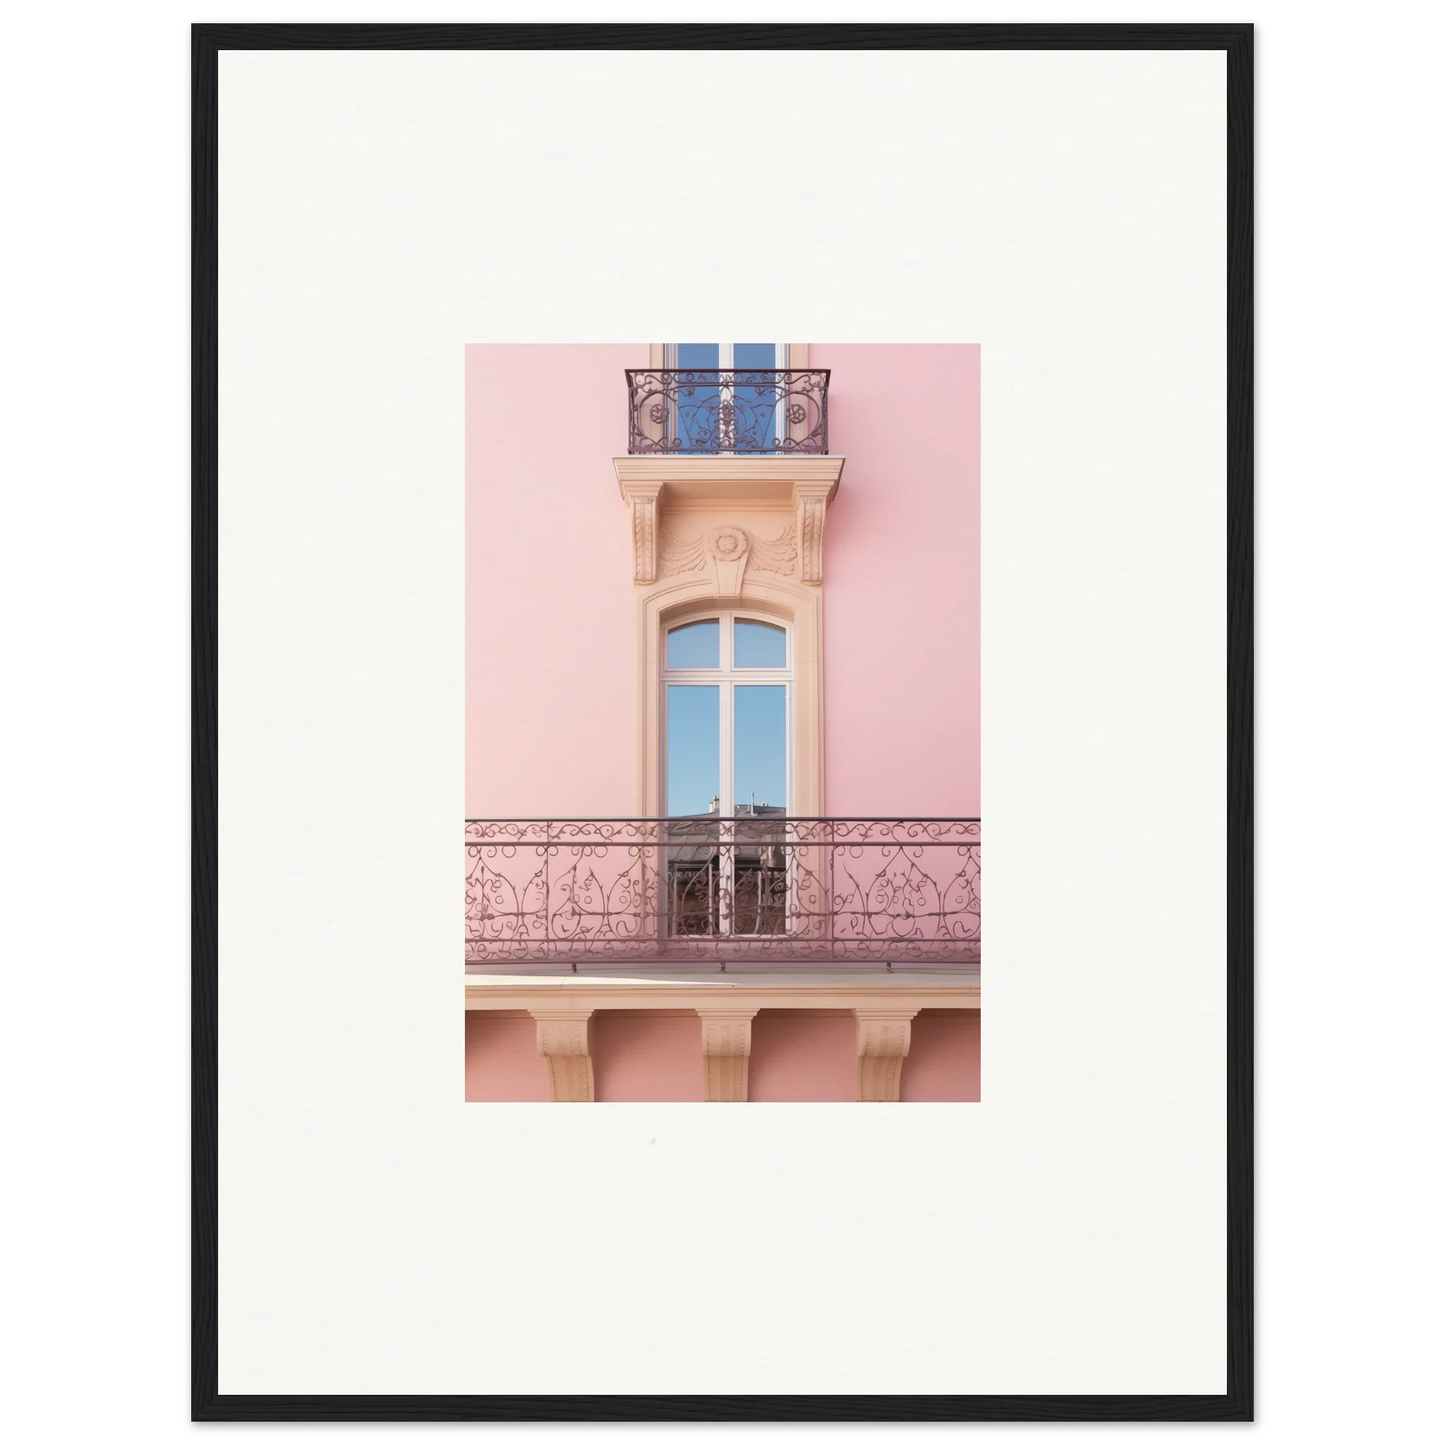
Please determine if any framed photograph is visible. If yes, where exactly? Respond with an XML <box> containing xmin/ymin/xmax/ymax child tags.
<box><xmin>461</xmin><ymin>341</ymin><xmax>982</xmax><ymax>1109</ymax></box>
<box><xmin>195</xmin><ymin>22</ymin><xmax>1251</xmax><ymax>1421</ymax></box>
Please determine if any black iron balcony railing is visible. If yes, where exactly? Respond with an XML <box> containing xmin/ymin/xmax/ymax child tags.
<box><xmin>464</xmin><ymin>817</ymin><xmax>979</xmax><ymax>972</ymax></box>
<box><xmin>626</xmin><ymin>369</ymin><xmax>830</xmax><ymax>455</ymax></box>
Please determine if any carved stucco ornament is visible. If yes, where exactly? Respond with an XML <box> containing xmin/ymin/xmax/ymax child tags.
<box><xmin>617</xmin><ymin>458</ymin><xmax>839</xmax><ymax>586</ymax></box>
<box><xmin>627</xmin><ymin>482</ymin><xmax>664</xmax><ymax>584</ymax></box>
<box><xmin>794</xmin><ymin>482</ymin><xmax>832</xmax><ymax>585</ymax></box>
<box><xmin>854</xmin><ymin>1008</ymin><xmax>920</xmax><ymax>1102</ymax></box>
<box><xmin>533</xmin><ymin>1010</ymin><xmax>595</xmax><ymax>1102</ymax></box>
<box><xmin>697</xmin><ymin>1008</ymin><xmax>759</xmax><ymax>1102</ymax></box>
<box><xmin>705</xmin><ymin>525</ymin><xmax>751</xmax><ymax>596</ymax></box>
<box><xmin>658</xmin><ymin>522</ymin><xmax>798</xmax><ymax>584</ymax></box>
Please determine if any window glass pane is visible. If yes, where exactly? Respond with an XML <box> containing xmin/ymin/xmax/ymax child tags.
<box><xmin>730</xmin><ymin>344</ymin><xmax>781</xmax><ymax>452</ymax></box>
<box><xmin>734</xmin><ymin>685</ymin><xmax>786</xmax><ymax>811</ymax></box>
<box><xmin>667</xmin><ymin>620</ymin><xmax>719</xmax><ymax>669</ymax></box>
<box><xmin>675</xmin><ymin>344</ymin><xmax>721</xmax><ymax>452</ymax></box>
<box><xmin>667</xmin><ymin>685</ymin><xmax>721</xmax><ymax>817</ymax></box>
<box><xmin>733</xmin><ymin>343</ymin><xmax>777</xmax><ymax>369</ymax></box>
<box><xmin>733</xmin><ymin>619</ymin><xmax>786</xmax><ymax>668</ymax></box>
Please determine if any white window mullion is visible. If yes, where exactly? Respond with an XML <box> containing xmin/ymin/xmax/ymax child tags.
<box><xmin>787</xmin><ymin>683</ymin><xmax>793</xmax><ymax>815</ymax></box>
<box><xmin>719</xmin><ymin>677</ymin><xmax>734</xmax><ymax>935</ymax></box>
<box><xmin>661</xmin><ymin>610</ymin><xmax>794</xmax><ymax>941</ymax></box>
<box><xmin>661</xmin><ymin>344</ymin><xmax>680</xmax><ymax>450</ymax></box>
<box><xmin>718</xmin><ymin>343</ymin><xmax>734</xmax><ymax>455</ymax></box>
<box><xmin>719</xmin><ymin>677</ymin><xmax>735</xmax><ymax>811</ymax></box>
<box><xmin>772</xmin><ymin>342</ymin><xmax>788</xmax><ymax>453</ymax></box>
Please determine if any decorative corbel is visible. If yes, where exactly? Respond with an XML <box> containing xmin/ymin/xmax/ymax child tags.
<box><xmin>532</xmin><ymin>1009</ymin><xmax>595</xmax><ymax>1102</ymax></box>
<box><xmin>853</xmin><ymin>1008</ymin><xmax>919</xmax><ymax>1102</ymax></box>
<box><xmin>619</xmin><ymin>480</ymin><xmax>664</xmax><ymax>584</ymax></box>
<box><xmin>793</xmin><ymin>480</ymin><xmax>834</xmax><ymax>584</ymax></box>
<box><xmin>696</xmin><ymin>1008</ymin><xmax>759</xmax><ymax>1102</ymax></box>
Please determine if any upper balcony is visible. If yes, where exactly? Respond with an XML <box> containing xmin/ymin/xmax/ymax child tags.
<box><xmin>626</xmin><ymin>369</ymin><xmax>831</xmax><ymax>456</ymax></box>
<box><xmin>465</xmin><ymin>816</ymin><xmax>979</xmax><ymax>973</ymax></box>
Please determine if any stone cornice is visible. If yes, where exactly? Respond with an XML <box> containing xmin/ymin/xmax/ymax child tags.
<box><xmin>614</xmin><ymin>455</ymin><xmax>845</xmax><ymax>493</ymax></box>
<box><xmin>467</xmin><ymin>972</ymin><xmax>979</xmax><ymax>1016</ymax></box>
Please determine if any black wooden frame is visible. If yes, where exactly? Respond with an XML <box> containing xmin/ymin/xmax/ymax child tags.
<box><xmin>193</xmin><ymin>22</ymin><xmax>1252</xmax><ymax>1422</ymax></box>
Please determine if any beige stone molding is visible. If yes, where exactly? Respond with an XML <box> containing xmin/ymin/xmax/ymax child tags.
<box><xmin>658</xmin><ymin>521</ymin><xmax>797</xmax><ymax>590</ymax></box>
<box><xmin>704</xmin><ymin>524</ymin><xmax>750</xmax><ymax>596</ymax></box>
<box><xmin>794</xmin><ymin>481</ymin><xmax>833</xmax><ymax>585</ymax></box>
<box><xmin>531</xmin><ymin>1009</ymin><xmax>595</xmax><ymax>1102</ymax></box>
<box><xmin>621</xmin><ymin>480</ymin><xmax>664</xmax><ymax>585</ymax></box>
<box><xmin>633</xmin><ymin>574</ymin><xmax>825</xmax><ymax>816</ymax></box>
<box><xmin>615</xmin><ymin>455</ymin><xmax>844</xmax><ymax>490</ymax></box>
<box><xmin>618</xmin><ymin>454</ymin><xmax>844</xmax><ymax>815</ymax></box>
<box><xmin>470</xmin><ymin>973</ymin><xmax>978</xmax><ymax>1016</ymax></box>
<box><xmin>696</xmin><ymin>1008</ymin><xmax>760</xmax><ymax>1102</ymax></box>
<box><xmin>853</xmin><ymin>1008</ymin><xmax>921</xmax><ymax>1102</ymax></box>
<box><xmin>615</xmin><ymin>456</ymin><xmax>843</xmax><ymax>586</ymax></box>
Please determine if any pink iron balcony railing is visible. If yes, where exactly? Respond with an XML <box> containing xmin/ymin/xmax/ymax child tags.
<box><xmin>465</xmin><ymin>817</ymin><xmax>980</xmax><ymax>972</ymax></box>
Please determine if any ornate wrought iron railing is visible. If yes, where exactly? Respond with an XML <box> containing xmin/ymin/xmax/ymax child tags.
<box><xmin>464</xmin><ymin>817</ymin><xmax>979</xmax><ymax>971</ymax></box>
<box><xmin>625</xmin><ymin>369</ymin><xmax>830</xmax><ymax>455</ymax></box>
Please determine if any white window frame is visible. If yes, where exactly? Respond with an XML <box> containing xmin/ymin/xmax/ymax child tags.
<box><xmin>660</xmin><ymin>610</ymin><xmax>795</xmax><ymax>940</ymax></box>
<box><xmin>662</xmin><ymin>343</ymin><xmax>791</xmax><ymax>369</ymax></box>
<box><xmin>661</xmin><ymin>344</ymin><xmax>792</xmax><ymax>455</ymax></box>
<box><xmin>660</xmin><ymin>609</ymin><xmax>792</xmax><ymax>817</ymax></box>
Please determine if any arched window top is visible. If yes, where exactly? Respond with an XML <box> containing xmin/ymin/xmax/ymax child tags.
<box><xmin>666</xmin><ymin>612</ymin><xmax>788</xmax><ymax>672</ymax></box>
<box><xmin>734</xmin><ymin>618</ymin><xmax>786</xmax><ymax>668</ymax></box>
<box><xmin>639</xmin><ymin>585</ymin><xmax>821</xmax><ymax>817</ymax></box>
<box><xmin>663</xmin><ymin>609</ymin><xmax>791</xmax><ymax>818</ymax></box>
<box><xmin>666</xmin><ymin>619</ymin><xmax>719</xmax><ymax>669</ymax></box>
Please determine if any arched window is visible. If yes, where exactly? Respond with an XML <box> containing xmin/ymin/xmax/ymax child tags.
<box><xmin>661</xmin><ymin>611</ymin><xmax>791</xmax><ymax>938</ymax></box>
<box><xmin>634</xmin><ymin>577</ymin><xmax>823</xmax><ymax>820</ymax></box>
<box><xmin>662</xmin><ymin>611</ymin><xmax>790</xmax><ymax>817</ymax></box>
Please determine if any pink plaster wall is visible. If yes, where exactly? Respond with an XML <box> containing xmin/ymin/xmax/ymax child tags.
<box><xmin>899</xmin><ymin>1010</ymin><xmax>982</xmax><ymax>1102</ymax></box>
<box><xmin>466</xmin><ymin>344</ymin><xmax>644</xmax><ymax>816</ymax></box>
<box><xmin>464</xmin><ymin>1009</ymin><xmax>979</xmax><ymax>1102</ymax></box>
<box><xmin>591</xmin><ymin>1013</ymin><xmax>704</xmax><ymax>1102</ymax></box>
<box><xmin>810</xmin><ymin>344</ymin><xmax>981</xmax><ymax>817</ymax></box>
<box><xmin>465</xmin><ymin>343</ymin><xmax>980</xmax><ymax>818</ymax></box>
<box><xmin>748</xmin><ymin>1011</ymin><xmax>856</xmax><ymax>1102</ymax></box>
<box><xmin>463</xmin><ymin>1014</ymin><xmax>550</xmax><ymax>1102</ymax></box>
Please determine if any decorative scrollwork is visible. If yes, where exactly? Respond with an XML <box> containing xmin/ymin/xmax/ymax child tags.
<box><xmin>658</xmin><ymin>523</ymin><xmax>798</xmax><ymax>580</ymax></box>
<box><xmin>465</xmin><ymin>817</ymin><xmax>981</xmax><ymax>972</ymax></box>
<box><xmin>626</xmin><ymin>370</ymin><xmax>830</xmax><ymax>455</ymax></box>
<box><xmin>657</xmin><ymin>526</ymin><xmax>707</xmax><ymax>576</ymax></box>
<box><xmin>749</xmin><ymin>524</ymin><xmax>797</xmax><ymax>576</ymax></box>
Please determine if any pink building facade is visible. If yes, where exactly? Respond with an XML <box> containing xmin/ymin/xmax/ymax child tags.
<box><xmin>465</xmin><ymin>344</ymin><xmax>980</xmax><ymax>1101</ymax></box>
